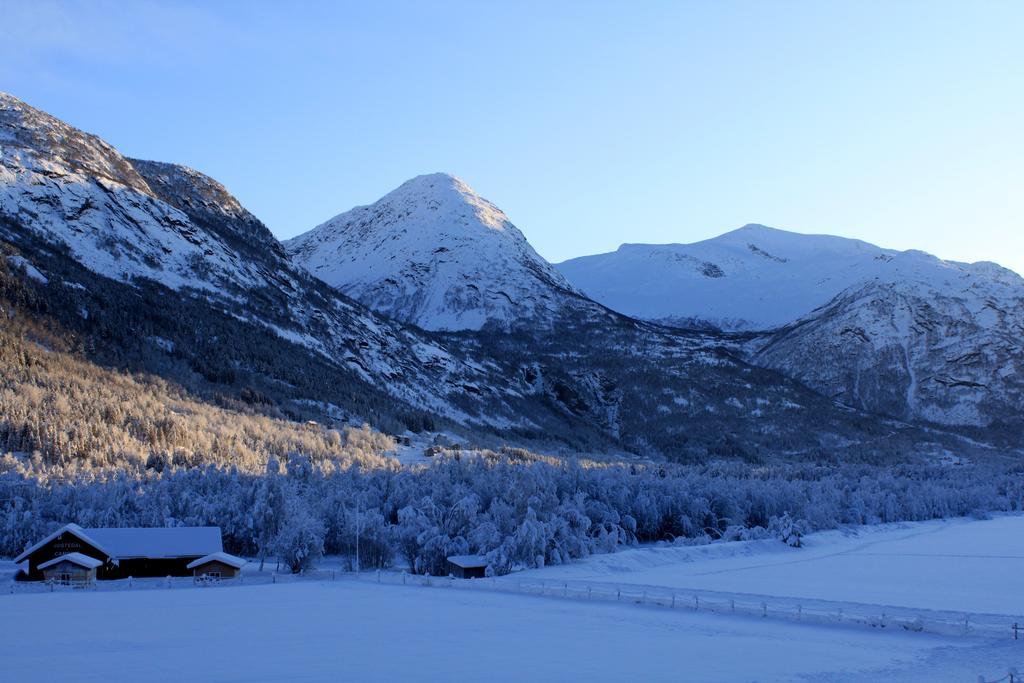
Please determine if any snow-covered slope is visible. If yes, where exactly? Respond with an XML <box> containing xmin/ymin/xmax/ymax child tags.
<box><xmin>557</xmin><ymin>224</ymin><xmax>1024</xmax><ymax>331</ymax></box>
<box><xmin>753</xmin><ymin>278</ymin><xmax>1024</xmax><ymax>429</ymax></box>
<box><xmin>558</xmin><ymin>225</ymin><xmax>1024</xmax><ymax>431</ymax></box>
<box><xmin>286</xmin><ymin>173</ymin><xmax>594</xmax><ymax>331</ymax></box>
<box><xmin>0</xmin><ymin>92</ymin><xmax>550</xmax><ymax>430</ymax></box>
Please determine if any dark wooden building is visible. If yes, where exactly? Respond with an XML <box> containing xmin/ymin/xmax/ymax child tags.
<box><xmin>187</xmin><ymin>552</ymin><xmax>247</xmax><ymax>580</ymax></box>
<box><xmin>446</xmin><ymin>554</ymin><xmax>488</xmax><ymax>579</ymax></box>
<box><xmin>15</xmin><ymin>523</ymin><xmax>225</xmax><ymax>581</ymax></box>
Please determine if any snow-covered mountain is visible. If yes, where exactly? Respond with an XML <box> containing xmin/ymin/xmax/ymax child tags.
<box><xmin>286</xmin><ymin>173</ymin><xmax>599</xmax><ymax>331</ymax></box>
<box><xmin>558</xmin><ymin>223</ymin><xmax>1024</xmax><ymax>431</ymax></box>
<box><xmin>753</xmin><ymin>278</ymin><xmax>1024</xmax><ymax>430</ymax></box>
<box><xmin>0</xmin><ymin>92</ymin><xmax>547</xmax><ymax>431</ymax></box>
<box><xmin>2</xmin><ymin>91</ymin><xmax>1009</xmax><ymax>456</ymax></box>
<box><xmin>556</xmin><ymin>224</ymin><xmax>1024</xmax><ymax>331</ymax></box>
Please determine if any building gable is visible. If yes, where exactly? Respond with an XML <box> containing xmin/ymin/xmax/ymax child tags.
<box><xmin>14</xmin><ymin>523</ymin><xmax>111</xmax><ymax>564</ymax></box>
<box><xmin>22</xmin><ymin>530</ymin><xmax>110</xmax><ymax>571</ymax></box>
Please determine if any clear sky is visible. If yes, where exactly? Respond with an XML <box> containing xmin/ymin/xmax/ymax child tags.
<box><xmin>2</xmin><ymin>1</ymin><xmax>1022</xmax><ymax>271</ymax></box>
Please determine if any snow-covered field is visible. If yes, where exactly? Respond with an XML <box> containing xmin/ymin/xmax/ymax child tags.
<box><xmin>2</xmin><ymin>516</ymin><xmax>1022</xmax><ymax>682</ymax></box>
<box><xmin>512</xmin><ymin>514</ymin><xmax>1024</xmax><ymax>615</ymax></box>
<box><xmin>1</xmin><ymin>576</ymin><xmax>1017</xmax><ymax>682</ymax></box>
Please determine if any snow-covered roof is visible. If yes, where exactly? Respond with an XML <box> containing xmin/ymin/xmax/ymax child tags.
<box><xmin>14</xmin><ymin>524</ymin><xmax>111</xmax><ymax>563</ymax></box>
<box><xmin>38</xmin><ymin>552</ymin><xmax>103</xmax><ymax>570</ymax></box>
<box><xmin>187</xmin><ymin>552</ymin><xmax>247</xmax><ymax>570</ymax></box>
<box><xmin>15</xmin><ymin>524</ymin><xmax>223</xmax><ymax>563</ymax></box>
<box><xmin>446</xmin><ymin>554</ymin><xmax>488</xmax><ymax>569</ymax></box>
<box><xmin>86</xmin><ymin>526</ymin><xmax>223</xmax><ymax>559</ymax></box>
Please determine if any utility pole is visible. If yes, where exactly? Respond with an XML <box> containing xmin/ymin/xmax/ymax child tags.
<box><xmin>353</xmin><ymin>500</ymin><xmax>362</xmax><ymax>575</ymax></box>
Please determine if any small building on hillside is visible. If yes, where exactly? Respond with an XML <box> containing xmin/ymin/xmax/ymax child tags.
<box><xmin>38</xmin><ymin>552</ymin><xmax>102</xmax><ymax>586</ymax></box>
<box><xmin>15</xmin><ymin>523</ymin><xmax>225</xmax><ymax>581</ymax></box>
<box><xmin>446</xmin><ymin>554</ymin><xmax>488</xmax><ymax>579</ymax></box>
<box><xmin>188</xmin><ymin>552</ymin><xmax>247</xmax><ymax>580</ymax></box>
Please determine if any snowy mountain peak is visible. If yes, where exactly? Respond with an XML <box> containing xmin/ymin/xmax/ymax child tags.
<box><xmin>286</xmin><ymin>174</ymin><xmax>590</xmax><ymax>331</ymax></box>
<box><xmin>373</xmin><ymin>172</ymin><xmax>515</xmax><ymax>234</ymax></box>
<box><xmin>558</xmin><ymin>225</ymin><xmax>1024</xmax><ymax>331</ymax></box>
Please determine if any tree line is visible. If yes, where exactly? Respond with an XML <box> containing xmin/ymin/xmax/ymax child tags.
<box><xmin>3</xmin><ymin>449</ymin><xmax>1021</xmax><ymax>575</ymax></box>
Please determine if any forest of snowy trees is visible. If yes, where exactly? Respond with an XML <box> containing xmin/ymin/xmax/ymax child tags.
<box><xmin>3</xmin><ymin>450</ymin><xmax>1022</xmax><ymax>575</ymax></box>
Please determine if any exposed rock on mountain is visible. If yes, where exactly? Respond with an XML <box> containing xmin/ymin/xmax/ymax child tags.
<box><xmin>286</xmin><ymin>173</ymin><xmax>604</xmax><ymax>331</ymax></box>
<box><xmin>0</xmin><ymin>92</ymin><xmax>550</xmax><ymax>435</ymax></box>
<box><xmin>557</xmin><ymin>222</ymin><xmax>1024</xmax><ymax>433</ymax></box>
<box><xmin>753</xmin><ymin>279</ymin><xmax>1024</xmax><ymax>433</ymax></box>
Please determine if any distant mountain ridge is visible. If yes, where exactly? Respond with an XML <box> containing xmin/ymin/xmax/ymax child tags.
<box><xmin>556</xmin><ymin>224</ymin><xmax>1024</xmax><ymax>431</ymax></box>
<box><xmin>285</xmin><ymin>173</ymin><xmax>605</xmax><ymax>331</ymax></box>
<box><xmin>556</xmin><ymin>224</ymin><xmax>1023</xmax><ymax>331</ymax></box>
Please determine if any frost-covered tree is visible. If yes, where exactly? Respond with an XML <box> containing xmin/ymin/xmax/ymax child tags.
<box><xmin>769</xmin><ymin>512</ymin><xmax>808</xmax><ymax>548</ymax></box>
<box><xmin>274</xmin><ymin>499</ymin><xmax>325</xmax><ymax>573</ymax></box>
<box><xmin>253</xmin><ymin>457</ymin><xmax>287</xmax><ymax>571</ymax></box>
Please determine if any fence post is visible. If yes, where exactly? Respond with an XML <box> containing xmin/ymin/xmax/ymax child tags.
<box><xmin>617</xmin><ymin>588</ymin><xmax>621</xmax><ymax>601</ymax></box>
<box><xmin>730</xmin><ymin>599</ymin><xmax>735</xmax><ymax>613</ymax></box>
<box><xmin>671</xmin><ymin>593</ymin><xmax>676</xmax><ymax>608</ymax></box>
<box><xmin>963</xmin><ymin>614</ymin><xmax>969</xmax><ymax>635</ymax></box>
<box><xmin>694</xmin><ymin>595</ymin><xmax>699</xmax><ymax>611</ymax></box>
<box><xmin>761</xmin><ymin>602</ymin><xmax>767</xmax><ymax>618</ymax></box>
<box><xmin>1014</xmin><ymin>622</ymin><xmax>1019</xmax><ymax>640</ymax></box>
<box><xmin>837</xmin><ymin>608</ymin><xmax>842</xmax><ymax>623</ymax></box>
<box><xmin>797</xmin><ymin>605</ymin><xmax>802</xmax><ymax>621</ymax></box>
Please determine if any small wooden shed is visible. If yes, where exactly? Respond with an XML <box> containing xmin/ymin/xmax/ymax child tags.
<box><xmin>446</xmin><ymin>554</ymin><xmax>488</xmax><ymax>579</ymax></box>
<box><xmin>38</xmin><ymin>552</ymin><xmax>102</xmax><ymax>586</ymax></box>
<box><xmin>187</xmin><ymin>552</ymin><xmax>247</xmax><ymax>581</ymax></box>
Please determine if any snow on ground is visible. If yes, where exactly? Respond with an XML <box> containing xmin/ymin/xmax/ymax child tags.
<box><xmin>511</xmin><ymin>514</ymin><xmax>1024</xmax><ymax>616</ymax></box>
<box><xmin>1</xmin><ymin>578</ymin><xmax>1017</xmax><ymax>683</ymax></box>
<box><xmin>3</xmin><ymin>516</ymin><xmax>1023</xmax><ymax>681</ymax></box>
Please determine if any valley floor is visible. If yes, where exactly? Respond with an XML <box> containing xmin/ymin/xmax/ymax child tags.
<box><xmin>2</xmin><ymin>516</ymin><xmax>1023</xmax><ymax>682</ymax></box>
<box><xmin>509</xmin><ymin>514</ymin><xmax>1024</xmax><ymax>615</ymax></box>
<box><xmin>1</xmin><ymin>576</ymin><xmax>1017</xmax><ymax>682</ymax></box>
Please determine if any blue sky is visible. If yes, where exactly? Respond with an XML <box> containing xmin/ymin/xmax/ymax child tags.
<box><xmin>2</xmin><ymin>1</ymin><xmax>1022</xmax><ymax>270</ymax></box>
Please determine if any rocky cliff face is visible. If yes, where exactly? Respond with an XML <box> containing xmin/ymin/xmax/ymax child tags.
<box><xmin>557</xmin><ymin>220</ymin><xmax>1024</xmax><ymax>433</ymax></box>
<box><xmin>752</xmin><ymin>279</ymin><xmax>1024</xmax><ymax>433</ymax></box>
